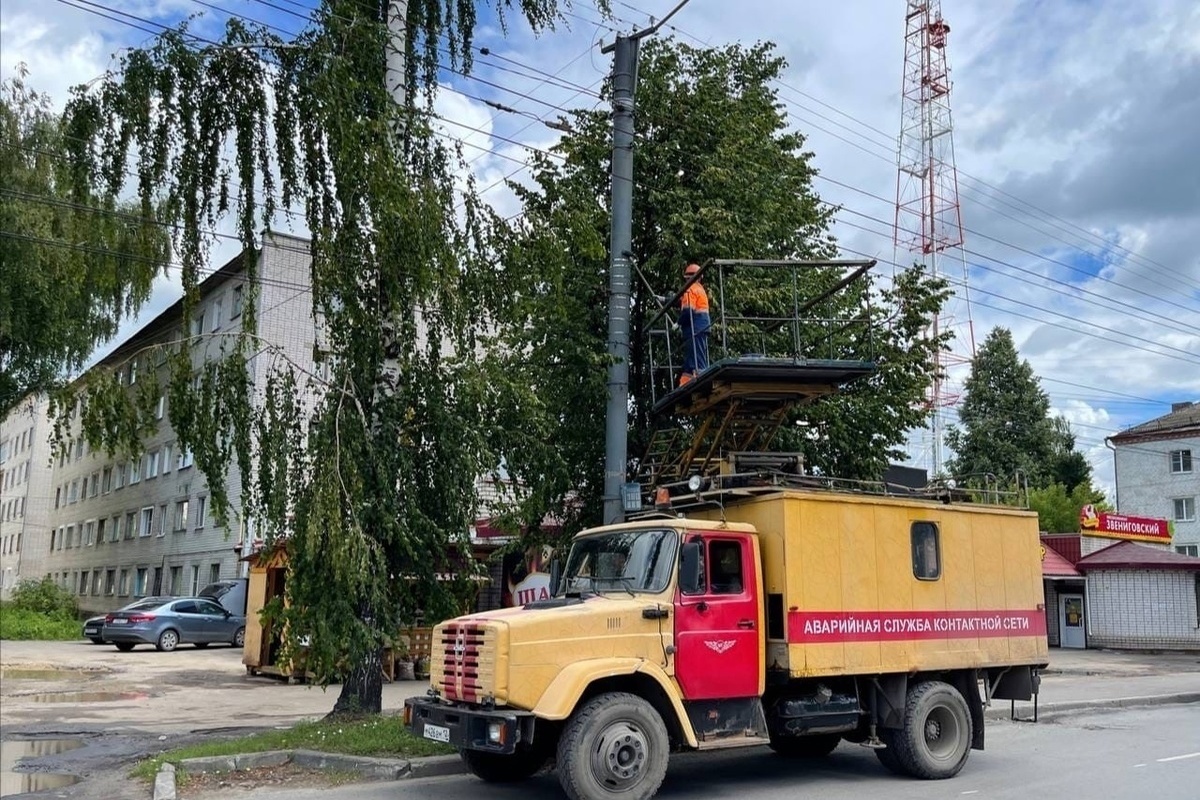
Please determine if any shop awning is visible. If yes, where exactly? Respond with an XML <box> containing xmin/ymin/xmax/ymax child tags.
<box><xmin>1041</xmin><ymin>546</ymin><xmax>1082</xmax><ymax>578</ymax></box>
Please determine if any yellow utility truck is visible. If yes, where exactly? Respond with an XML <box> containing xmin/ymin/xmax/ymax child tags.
<box><xmin>405</xmin><ymin>484</ymin><xmax>1049</xmax><ymax>800</ymax></box>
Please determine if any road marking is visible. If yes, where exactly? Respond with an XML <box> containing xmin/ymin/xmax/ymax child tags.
<box><xmin>961</xmin><ymin>792</ymin><xmax>979</xmax><ymax>796</ymax></box>
<box><xmin>1157</xmin><ymin>752</ymin><xmax>1200</xmax><ymax>763</ymax></box>
<box><xmin>1133</xmin><ymin>764</ymin><xmax>1147</xmax><ymax>768</ymax></box>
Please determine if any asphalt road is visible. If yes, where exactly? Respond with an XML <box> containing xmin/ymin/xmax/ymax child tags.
<box><xmin>194</xmin><ymin>704</ymin><xmax>1200</xmax><ymax>800</ymax></box>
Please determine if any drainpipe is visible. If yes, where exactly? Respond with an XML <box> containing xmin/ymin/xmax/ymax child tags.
<box><xmin>1104</xmin><ymin>438</ymin><xmax>1119</xmax><ymax>510</ymax></box>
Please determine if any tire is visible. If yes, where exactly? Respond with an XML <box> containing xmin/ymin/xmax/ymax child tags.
<box><xmin>156</xmin><ymin>629</ymin><xmax>180</xmax><ymax>653</ymax></box>
<box><xmin>556</xmin><ymin>692</ymin><xmax>670</xmax><ymax>800</ymax></box>
<box><xmin>768</xmin><ymin>733</ymin><xmax>841</xmax><ymax>758</ymax></box>
<box><xmin>233</xmin><ymin>627</ymin><xmax>246</xmax><ymax>648</ymax></box>
<box><xmin>888</xmin><ymin>680</ymin><xmax>972</xmax><ymax>779</ymax></box>
<box><xmin>194</xmin><ymin>643</ymin><xmax>209</xmax><ymax>649</ymax></box>
<box><xmin>114</xmin><ymin>643</ymin><xmax>136</xmax><ymax>652</ymax></box>
<box><xmin>461</xmin><ymin>748</ymin><xmax>548</xmax><ymax>783</ymax></box>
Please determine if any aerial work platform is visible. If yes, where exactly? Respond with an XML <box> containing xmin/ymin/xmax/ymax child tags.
<box><xmin>636</xmin><ymin>259</ymin><xmax>878</xmax><ymax>491</ymax></box>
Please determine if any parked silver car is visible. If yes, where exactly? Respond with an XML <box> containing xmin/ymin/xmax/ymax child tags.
<box><xmin>83</xmin><ymin>597</ymin><xmax>177</xmax><ymax>644</ymax></box>
<box><xmin>103</xmin><ymin>597</ymin><xmax>246</xmax><ymax>652</ymax></box>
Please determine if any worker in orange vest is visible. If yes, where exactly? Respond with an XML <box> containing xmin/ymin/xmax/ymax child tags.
<box><xmin>677</xmin><ymin>262</ymin><xmax>710</xmax><ymax>386</ymax></box>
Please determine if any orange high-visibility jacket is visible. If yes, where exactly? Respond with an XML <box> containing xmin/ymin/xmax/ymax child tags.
<box><xmin>680</xmin><ymin>282</ymin><xmax>710</xmax><ymax>335</ymax></box>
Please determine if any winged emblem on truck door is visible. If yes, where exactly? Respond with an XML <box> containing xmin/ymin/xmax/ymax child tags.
<box><xmin>704</xmin><ymin>639</ymin><xmax>736</xmax><ymax>654</ymax></box>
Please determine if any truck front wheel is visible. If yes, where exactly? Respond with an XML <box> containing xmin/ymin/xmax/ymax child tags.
<box><xmin>460</xmin><ymin>748</ymin><xmax>548</xmax><ymax>783</ymax></box>
<box><xmin>556</xmin><ymin>692</ymin><xmax>670</xmax><ymax>800</ymax></box>
<box><xmin>888</xmin><ymin>680</ymin><xmax>972</xmax><ymax>779</ymax></box>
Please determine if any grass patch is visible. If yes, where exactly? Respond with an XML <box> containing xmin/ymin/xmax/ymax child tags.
<box><xmin>0</xmin><ymin>604</ymin><xmax>82</xmax><ymax>641</ymax></box>
<box><xmin>131</xmin><ymin>715</ymin><xmax>455</xmax><ymax>780</ymax></box>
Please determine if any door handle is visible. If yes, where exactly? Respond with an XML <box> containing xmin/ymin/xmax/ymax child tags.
<box><xmin>737</xmin><ymin>619</ymin><xmax>755</xmax><ymax>629</ymax></box>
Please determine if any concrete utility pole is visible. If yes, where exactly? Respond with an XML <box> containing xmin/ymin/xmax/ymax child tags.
<box><xmin>601</xmin><ymin>0</ymin><xmax>692</xmax><ymax>525</ymax></box>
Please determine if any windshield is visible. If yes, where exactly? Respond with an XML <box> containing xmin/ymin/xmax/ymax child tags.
<box><xmin>559</xmin><ymin>528</ymin><xmax>678</xmax><ymax>595</ymax></box>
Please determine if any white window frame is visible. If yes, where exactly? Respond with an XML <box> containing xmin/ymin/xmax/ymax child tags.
<box><xmin>1174</xmin><ymin>497</ymin><xmax>1196</xmax><ymax>523</ymax></box>
<box><xmin>146</xmin><ymin>450</ymin><xmax>160</xmax><ymax>480</ymax></box>
<box><xmin>162</xmin><ymin>444</ymin><xmax>173</xmax><ymax>474</ymax></box>
<box><xmin>1170</xmin><ymin>449</ymin><xmax>1193</xmax><ymax>474</ymax></box>
<box><xmin>195</xmin><ymin>496</ymin><xmax>207</xmax><ymax>529</ymax></box>
<box><xmin>139</xmin><ymin>507</ymin><xmax>154</xmax><ymax>537</ymax></box>
<box><xmin>130</xmin><ymin>459</ymin><xmax>141</xmax><ymax>485</ymax></box>
<box><xmin>174</xmin><ymin>499</ymin><xmax>190</xmax><ymax>532</ymax></box>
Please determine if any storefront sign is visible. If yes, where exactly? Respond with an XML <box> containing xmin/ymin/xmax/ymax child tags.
<box><xmin>502</xmin><ymin>545</ymin><xmax>555</xmax><ymax>607</ymax></box>
<box><xmin>787</xmin><ymin>609</ymin><xmax>1047</xmax><ymax>643</ymax></box>
<box><xmin>1079</xmin><ymin>505</ymin><xmax>1171</xmax><ymax>543</ymax></box>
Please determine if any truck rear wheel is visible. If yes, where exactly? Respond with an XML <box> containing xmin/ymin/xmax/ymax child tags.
<box><xmin>888</xmin><ymin>680</ymin><xmax>972</xmax><ymax>779</ymax></box>
<box><xmin>556</xmin><ymin>692</ymin><xmax>670</xmax><ymax>800</ymax></box>
<box><xmin>460</xmin><ymin>748</ymin><xmax>548</xmax><ymax>783</ymax></box>
<box><xmin>768</xmin><ymin>733</ymin><xmax>840</xmax><ymax>758</ymax></box>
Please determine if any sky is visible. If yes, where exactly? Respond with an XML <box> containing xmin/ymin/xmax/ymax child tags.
<box><xmin>3</xmin><ymin>0</ymin><xmax>1198</xmax><ymax>503</ymax></box>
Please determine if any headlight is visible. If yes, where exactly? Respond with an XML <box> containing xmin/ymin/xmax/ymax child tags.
<box><xmin>487</xmin><ymin>721</ymin><xmax>506</xmax><ymax>745</ymax></box>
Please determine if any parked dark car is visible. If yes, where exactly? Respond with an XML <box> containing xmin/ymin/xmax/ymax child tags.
<box><xmin>103</xmin><ymin>597</ymin><xmax>246</xmax><ymax>652</ymax></box>
<box><xmin>83</xmin><ymin>597</ymin><xmax>176</xmax><ymax>644</ymax></box>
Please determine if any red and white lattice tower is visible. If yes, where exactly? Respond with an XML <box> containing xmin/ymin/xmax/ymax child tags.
<box><xmin>894</xmin><ymin>0</ymin><xmax>975</xmax><ymax>477</ymax></box>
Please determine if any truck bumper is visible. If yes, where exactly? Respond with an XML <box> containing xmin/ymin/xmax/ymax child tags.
<box><xmin>404</xmin><ymin>696</ymin><xmax>536</xmax><ymax>755</ymax></box>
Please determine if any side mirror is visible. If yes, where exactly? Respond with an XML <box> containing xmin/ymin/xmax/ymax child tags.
<box><xmin>548</xmin><ymin>558</ymin><xmax>563</xmax><ymax>597</ymax></box>
<box><xmin>680</xmin><ymin>541</ymin><xmax>704</xmax><ymax>595</ymax></box>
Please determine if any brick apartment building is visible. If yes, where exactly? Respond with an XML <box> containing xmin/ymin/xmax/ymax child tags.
<box><xmin>3</xmin><ymin>233</ymin><xmax>318</xmax><ymax>613</ymax></box>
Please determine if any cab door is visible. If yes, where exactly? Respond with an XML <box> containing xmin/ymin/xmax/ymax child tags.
<box><xmin>673</xmin><ymin>533</ymin><xmax>763</xmax><ymax>699</ymax></box>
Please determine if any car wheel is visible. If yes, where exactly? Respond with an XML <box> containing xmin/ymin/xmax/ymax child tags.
<box><xmin>194</xmin><ymin>643</ymin><xmax>210</xmax><ymax>649</ymax></box>
<box><xmin>156</xmin><ymin>629</ymin><xmax>180</xmax><ymax>652</ymax></box>
<box><xmin>233</xmin><ymin>627</ymin><xmax>246</xmax><ymax>648</ymax></box>
<box><xmin>114</xmin><ymin>643</ymin><xmax>136</xmax><ymax>652</ymax></box>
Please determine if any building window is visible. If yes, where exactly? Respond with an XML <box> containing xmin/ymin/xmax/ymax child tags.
<box><xmin>65</xmin><ymin>525</ymin><xmax>75</xmax><ymax>549</ymax></box>
<box><xmin>105</xmin><ymin>570</ymin><xmax>116</xmax><ymax>596</ymax></box>
<box><xmin>178</xmin><ymin>448</ymin><xmax>194</xmax><ymax>470</ymax></box>
<box><xmin>212</xmin><ymin>297</ymin><xmax>223</xmax><ymax>331</ymax></box>
<box><xmin>191</xmin><ymin>309</ymin><xmax>205</xmax><ymax>338</ymax></box>
<box><xmin>119</xmin><ymin>569</ymin><xmax>130</xmax><ymax>596</ymax></box>
<box><xmin>128</xmin><ymin>359</ymin><xmax>138</xmax><ymax>385</ymax></box>
<box><xmin>155</xmin><ymin>395</ymin><xmax>165</xmax><ymax>420</ymax></box>
<box><xmin>146</xmin><ymin>450</ymin><xmax>160</xmax><ymax>479</ymax></box>
<box><xmin>54</xmin><ymin>486</ymin><xmax>61</xmax><ymax>509</ymax></box>
<box><xmin>139</xmin><ymin>507</ymin><xmax>154</xmax><ymax>537</ymax></box>
<box><xmin>102</xmin><ymin>467</ymin><xmax>112</xmax><ymax>494</ymax></box>
<box><xmin>91</xmin><ymin>571</ymin><xmax>102</xmax><ymax>596</ymax></box>
<box><xmin>190</xmin><ymin>565</ymin><xmax>200</xmax><ymax>596</ymax></box>
<box><xmin>162</xmin><ymin>444</ymin><xmax>173</xmax><ymax>474</ymax></box>
<box><xmin>195</xmin><ymin>496</ymin><xmax>207</xmax><ymax>529</ymax></box>
<box><xmin>79</xmin><ymin>571</ymin><xmax>89</xmax><ymax>595</ymax></box>
<box><xmin>96</xmin><ymin>518</ymin><xmax>106</xmax><ymax>545</ymax></box>
<box><xmin>115</xmin><ymin>463</ymin><xmax>125</xmax><ymax>490</ymax></box>
<box><xmin>1177</xmin><ymin>545</ymin><xmax>1199</xmax><ymax>557</ymax></box>
<box><xmin>125</xmin><ymin>512</ymin><xmax>136</xmax><ymax>540</ymax></box>
<box><xmin>911</xmin><ymin>521</ymin><xmax>942</xmax><ymax>580</ymax></box>
<box><xmin>134</xmin><ymin>568</ymin><xmax>148</xmax><ymax>597</ymax></box>
<box><xmin>158</xmin><ymin>504</ymin><xmax>168</xmax><ymax>536</ymax></box>
<box><xmin>209</xmin><ymin>563</ymin><xmax>221</xmax><ymax>585</ymax></box>
<box><xmin>110</xmin><ymin>515</ymin><xmax>121</xmax><ymax>542</ymax></box>
<box><xmin>174</xmin><ymin>500</ymin><xmax>190</xmax><ymax>532</ymax></box>
<box><xmin>1174</xmin><ymin>498</ymin><xmax>1197</xmax><ymax>523</ymax></box>
<box><xmin>69</xmin><ymin>479</ymin><xmax>78</xmax><ymax>503</ymax></box>
<box><xmin>1170</xmin><ymin>449</ymin><xmax>1193</xmax><ymax>474</ymax></box>
<box><xmin>130</xmin><ymin>459</ymin><xmax>141</xmax><ymax>485</ymax></box>
<box><xmin>75</xmin><ymin>438</ymin><xmax>84</xmax><ymax>460</ymax></box>
<box><xmin>169</xmin><ymin>566</ymin><xmax>182</xmax><ymax>595</ymax></box>
<box><xmin>90</xmin><ymin>472</ymin><xmax>99</xmax><ymax>497</ymax></box>
<box><xmin>231</xmin><ymin>284</ymin><xmax>244</xmax><ymax>318</ymax></box>
<box><xmin>84</xmin><ymin>520</ymin><xmax>96</xmax><ymax>546</ymax></box>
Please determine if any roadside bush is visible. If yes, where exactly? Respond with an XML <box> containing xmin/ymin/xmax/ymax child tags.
<box><xmin>10</xmin><ymin>576</ymin><xmax>79</xmax><ymax>618</ymax></box>
<box><xmin>0</xmin><ymin>604</ymin><xmax>81</xmax><ymax>640</ymax></box>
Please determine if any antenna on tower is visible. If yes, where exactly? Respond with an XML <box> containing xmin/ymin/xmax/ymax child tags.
<box><xmin>893</xmin><ymin>0</ymin><xmax>976</xmax><ymax>478</ymax></box>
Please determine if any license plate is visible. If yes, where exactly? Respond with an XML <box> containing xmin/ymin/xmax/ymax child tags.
<box><xmin>110</xmin><ymin>619</ymin><xmax>127</xmax><ymax>625</ymax></box>
<box><xmin>423</xmin><ymin>724</ymin><xmax>451</xmax><ymax>743</ymax></box>
<box><xmin>84</xmin><ymin>628</ymin><xmax>99</xmax><ymax>635</ymax></box>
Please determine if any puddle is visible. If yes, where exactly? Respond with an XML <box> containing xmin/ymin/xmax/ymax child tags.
<box><xmin>26</xmin><ymin>690</ymin><xmax>148</xmax><ymax>703</ymax></box>
<box><xmin>0</xmin><ymin>668</ymin><xmax>79</xmax><ymax>681</ymax></box>
<box><xmin>0</xmin><ymin>739</ymin><xmax>83</xmax><ymax>795</ymax></box>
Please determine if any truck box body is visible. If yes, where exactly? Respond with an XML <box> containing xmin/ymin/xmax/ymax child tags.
<box><xmin>696</xmin><ymin>491</ymin><xmax>1048</xmax><ymax>678</ymax></box>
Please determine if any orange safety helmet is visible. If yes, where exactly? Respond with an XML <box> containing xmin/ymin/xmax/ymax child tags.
<box><xmin>684</xmin><ymin>262</ymin><xmax>700</xmax><ymax>276</ymax></box>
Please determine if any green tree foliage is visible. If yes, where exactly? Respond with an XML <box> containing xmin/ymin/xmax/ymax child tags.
<box><xmin>55</xmin><ymin>0</ymin><xmax>576</xmax><ymax>716</ymax></box>
<box><xmin>1028</xmin><ymin>482</ymin><xmax>1108</xmax><ymax>533</ymax></box>
<box><xmin>9</xmin><ymin>575</ymin><xmax>79</xmax><ymax>618</ymax></box>
<box><xmin>489</xmin><ymin>39</ymin><xmax>951</xmax><ymax>537</ymax></box>
<box><xmin>0</xmin><ymin>69</ymin><xmax>168</xmax><ymax>412</ymax></box>
<box><xmin>946</xmin><ymin>327</ymin><xmax>1096</xmax><ymax>493</ymax></box>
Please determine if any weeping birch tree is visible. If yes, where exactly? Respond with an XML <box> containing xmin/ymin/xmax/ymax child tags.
<box><xmin>58</xmin><ymin>0</ymin><xmax>580</xmax><ymax>715</ymax></box>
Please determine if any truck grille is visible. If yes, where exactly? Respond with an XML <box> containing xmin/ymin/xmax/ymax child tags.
<box><xmin>438</xmin><ymin>622</ymin><xmax>490</xmax><ymax>702</ymax></box>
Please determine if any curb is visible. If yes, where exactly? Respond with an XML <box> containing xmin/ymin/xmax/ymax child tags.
<box><xmin>150</xmin><ymin>692</ymin><xmax>1200</xmax><ymax>798</ymax></box>
<box><xmin>985</xmin><ymin>691</ymin><xmax>1200</xmax><ymax>721</ymax></box>
<box><xmin>151</xmin><ymin>751</ymin><xmax>462</xmax><ymax>800</ymax></box>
